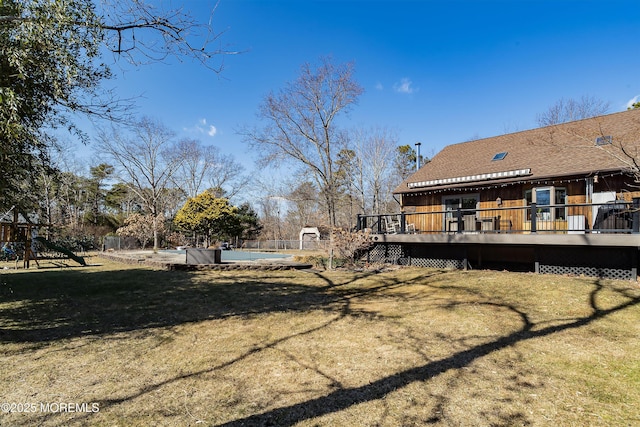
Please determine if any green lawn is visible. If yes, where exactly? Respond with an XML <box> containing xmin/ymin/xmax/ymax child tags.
<box><xmin>1</xmin><ymin>256</ymin><xmax>639</xmax><ymax>426</ymax></box>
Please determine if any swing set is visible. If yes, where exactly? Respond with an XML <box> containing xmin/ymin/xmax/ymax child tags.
<box><xmin>0</xmin><ymin>206</ymin><xmax>86</xmax><ymax>268</ymax></box>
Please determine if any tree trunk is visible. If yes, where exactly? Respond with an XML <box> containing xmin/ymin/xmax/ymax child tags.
<box><xmin>152</xmin><ymin>212</ymin><xmax>159</xmax><ymax>251</ymax></box>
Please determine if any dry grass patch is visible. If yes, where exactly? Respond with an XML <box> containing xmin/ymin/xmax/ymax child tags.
<box><xmin>0</xmin><ymin>258</ymin><xmax>639</xmax><ymax>426</ymax></box>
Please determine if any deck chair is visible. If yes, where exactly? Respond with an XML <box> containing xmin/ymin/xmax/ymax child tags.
<box><xmin>388</xmin><ymin>218</ymin><xmax>399</xmax><ymax>234</ymax></box>
<box><xmin>463</xmin><ymin>214</ymin><xmax>479</xmax><ymax>233</ymax></box>
<box><xmin>384</xmin><ymin>217</ymin><xmax>399</xmax><ymax>234</ymax></box>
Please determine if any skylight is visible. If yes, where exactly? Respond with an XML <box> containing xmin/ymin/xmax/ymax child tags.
<box><xmin>595</xmin><ymin>135</ymin><xmax>612</xmax><ymax>146</ymax></box>
<box><xmin>492</xmin><ymin>151</ymin><xmax>508</xmax><ymax>161</ymax></box>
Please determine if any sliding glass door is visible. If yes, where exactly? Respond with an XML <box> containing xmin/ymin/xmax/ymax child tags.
<box><xmin>443</xmin><ymin>194</ymin><xmax>479</xmax><ymax>230</ymax></box>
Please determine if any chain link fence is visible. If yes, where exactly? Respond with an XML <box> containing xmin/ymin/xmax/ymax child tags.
<box><xmin>102</xmin><ymin>236</ymin><xmax>329</xmax><ymax>252</ymax></box>
<box><xmin>241</xmin><ymin>240</ymin><xmax>329</xmax><ymax>251</ymax></box>
<box><xmin>102</xmin><ymin>236</ymin><xmax>140</xmax><ymax>251</ymax></box>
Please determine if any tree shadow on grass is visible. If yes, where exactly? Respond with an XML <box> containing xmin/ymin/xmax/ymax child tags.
<box><xmin>212</xmin><ymin>279</ymin><xmax>640</xmax><ymax>427</ymax></box>
<box><xmin>2</xmin><ymin>266</ymin><xmax>439</xmax><ymax>426</ymax></box>
<box><xmin>0</xmin><ymin>267</ymin><xmax>419</xmax><ymax>344</ymax></box>
<box><xmin>3</xmin><ymin>267</ymin><xmax>639</xmax><ymax>426</ymax></box>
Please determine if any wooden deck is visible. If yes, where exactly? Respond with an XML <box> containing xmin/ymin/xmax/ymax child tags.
<box><xmin>358</xmin><ymin>200</ymin><xmax>640</xmax><ymax>236</ymax></box>
<box><xmin>371</xmin><ymin>231</ymin><xmax>640</xmax><ymax>248</ymax></box>
<box><xmin>364</xmin><ymin>222</ymin><xmax>640</xmax><ymax>281</ymax></box>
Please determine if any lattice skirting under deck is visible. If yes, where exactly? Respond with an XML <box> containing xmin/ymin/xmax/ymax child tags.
<box><xmin>367</xmin><ymin>244</ymin><xmax>466</xmax><ymax>270</ymax></box>
<box><xmin>365</xmin><ymin>243</ymin><xmax>638</xmax><ymax>280</ymax></box>
<box><xmin>536</xmin><ymin>246</ymin><xmax>637</xmax><ymax>280</ymax></box>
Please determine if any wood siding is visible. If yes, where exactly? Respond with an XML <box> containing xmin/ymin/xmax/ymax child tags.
<box><xmin>400</xmin><ymin>175</ymin><xmax>640</xmax><ymax>233</ymax></box>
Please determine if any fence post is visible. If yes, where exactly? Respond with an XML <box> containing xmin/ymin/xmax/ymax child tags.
<box><xmin>633</xmin><ymin>198</ymin><xmax>640</xmax><ymax>233</ymax></box>
<box><xmin>356</xmin><ymin>214</ymin><xmax>362</xmax><ymax>231</ymax></box>
<box><xmin>377</xmin><ymin>215</ymin><xmax>383</xmax><ymax>234</ymax></box>
<box><xmin>456</xmin><ymin>208</ymin><xmax>462</xmax><ymax>234</ymax></box>
<box><xmin>530</xmin><ymin>202</ymin><xmax>537</xmax><ymax>233</ymax></box>
<box><xmin>400</xmin><ymin>212</ymin><xmax>406</xmax><ymax>234</ymax></box>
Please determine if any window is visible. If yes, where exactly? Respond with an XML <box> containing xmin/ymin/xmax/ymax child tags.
<box><xmin>554</xmin><ymin>188</ymin><xmax>566</xmax><ymax>219</ymax></box>
<box><xmin>538</xmin><ymin>188</ymin><xmax>552</xmax><ymax>220</ymax></box>
<box><xmin>525</xmin><ymin>186</ymin><xmax>566</xmax><ymax>221</ymax></box>
<box><xmin>443</xmin><ymin>194</ymin><xmax>479</xmax><ymax>230</ymax></box>
<box><xmin>444</xmin><ymin>195</ymin><xmax>479</xmax><ymax>215</ymax></box>
<box><xmin>492</xmin><ymin>151</ymin><xmax>508</xmax><ymax>161</ymax></box>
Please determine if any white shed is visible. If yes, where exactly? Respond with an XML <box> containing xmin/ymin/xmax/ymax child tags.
<box><xmin>299</xmin><ymin>227</ymin><xmax>320</xmax><ymax>250</ymax></box>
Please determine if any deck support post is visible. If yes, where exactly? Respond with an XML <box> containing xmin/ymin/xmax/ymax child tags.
<box><xmin>632</xmin><ymin>198</ymin><xmax>640</xmax><ymax>233</ymax></box>
<box><xmin>530</xmin><ymin>203</ymin><xmax>537</xmax><ymax>234</ymax></box>
<box><xmin>462</xmin><ymin>246</ymin><xmax>468</xmax><ymax>270</ymax></box>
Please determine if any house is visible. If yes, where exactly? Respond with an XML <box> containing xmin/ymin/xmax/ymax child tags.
<box><xmin>360</xmin><ymin>109</ymin><xmax>640</xmax><ymax>279</ymax></box>
<box><xmin>394</xmin><ymin>108</ymin><xmax>640</xmax><ymax>234</ymax></box>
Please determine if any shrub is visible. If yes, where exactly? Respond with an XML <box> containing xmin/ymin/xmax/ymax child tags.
<box><xmin>330</xmin><ymin>228</ymin><xmax>373</xmax><ymax>267</ymax></box>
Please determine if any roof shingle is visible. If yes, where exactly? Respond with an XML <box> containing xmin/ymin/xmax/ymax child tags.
<box><xmin>394</xmin><ymin>109</ymin><xmax>640</xmax><ymax>194</ymax></box>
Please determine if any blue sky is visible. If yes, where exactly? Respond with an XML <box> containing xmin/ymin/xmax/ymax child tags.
<box><xmin>83</xmin><ymin>0</ymin><xmax>640</xmax><ymax>174</ymax></box>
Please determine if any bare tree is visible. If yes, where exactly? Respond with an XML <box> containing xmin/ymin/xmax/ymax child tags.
<box><xmin>171</xmin><ymin>139</ymin><xmax>208</xmax><ymax>198</ymax></box>
<box><xmin>171</xmin><ymin>139</ymin><xmax>247</xmax><ymax>200</ymax></box>
<box><xmin>536</xmin><ymin>95</ymin><xmax>611</xmax><ymax>126</ymax></box>
<box><xmin>333</xmin><ymin>127</ymin><xmax>399</xmax><ymax>222</ymax></box>
<box><xmin>100</xmin><ymin>0</ymin><xmax>237</xmax><ymax>71</ymax></box>
<box><xmin>32</xmin><ymin>138</ymin><xmax>76</xmax><ymax>226</ymax></box>
<box><xmin>206</xmin><ymin>156</ymin><xmax>250</xmax><ymax>202</ymax></box>
<box><xmin>96</xmin><ymin>116</ymin><xmax>182</xmax><ymax>250</ymax></box>
<box><xmin>256</xmin><ymin>196</ymin><xmax>282</xmax><ymax>242</ymax></box>
<box><xmin>286</xmin><ymin>180</ymin><xmax>322</xmax><ymax>231</ymax></box>
<box><xmin>351</xmin><ymin>126</ymin><xmax>399</xmax><ymax>215</ymax></box>
<box><xmin>242</xmin><ymin>57</ymin><xmax>364</xmax><ymax>227</ymax></box>
<box><xmin>334</xmin><ymin>148</ymin><xmax>362</xmax><ymax>226</ymax></box>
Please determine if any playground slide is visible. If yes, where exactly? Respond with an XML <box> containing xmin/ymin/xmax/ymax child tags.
<box><xmin>35</xmin><ymin>237</ymin><xmax>87</xmax><ymax>266</ymax></box>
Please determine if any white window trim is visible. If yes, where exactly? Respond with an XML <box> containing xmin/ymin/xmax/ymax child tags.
<box><xmin>527</xmin><ymin>186</ymin><xmax>566</xmax><ymax>221</ymax></box>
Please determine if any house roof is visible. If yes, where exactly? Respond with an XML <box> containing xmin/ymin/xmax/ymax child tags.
<box><xmin>394</xmin><ymin>108</ymin><xmax>640</xmax><ymax>195</ymax></box>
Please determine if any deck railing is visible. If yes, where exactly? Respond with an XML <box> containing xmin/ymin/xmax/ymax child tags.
<box><xmin>356</xmin><ymin>199</ymin><xmax>640</xmax><ymax>235</ymax></box>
